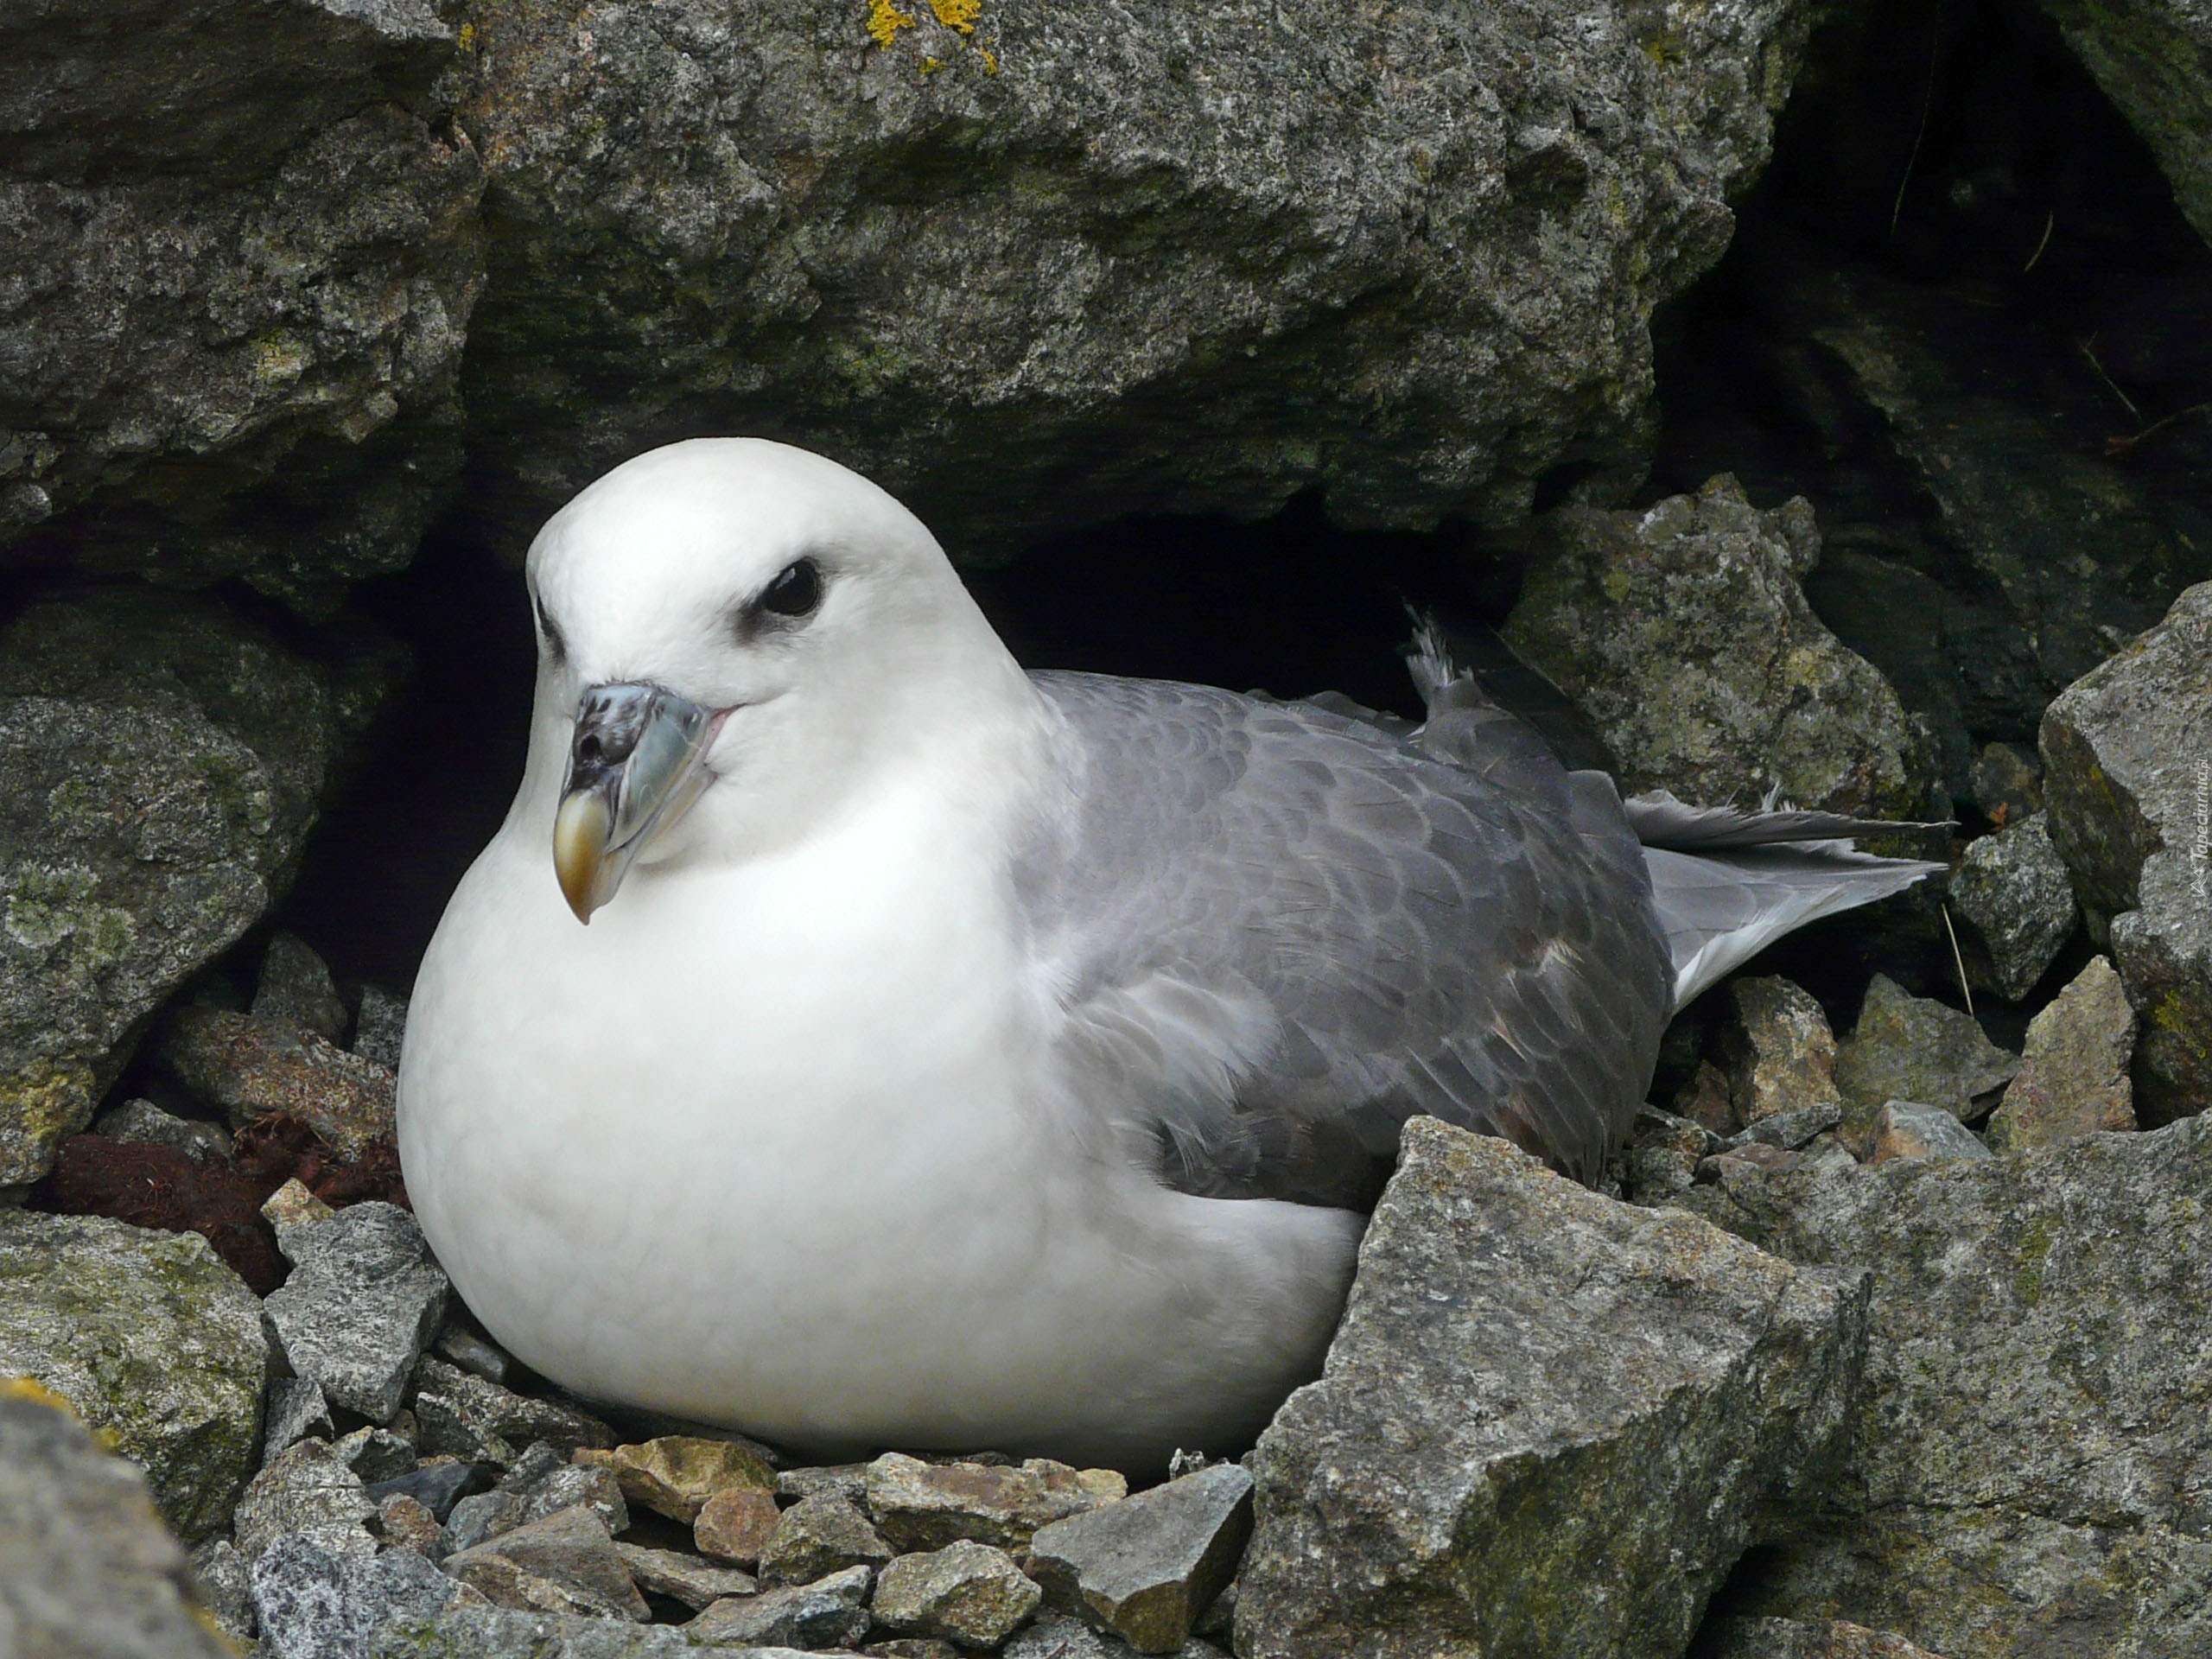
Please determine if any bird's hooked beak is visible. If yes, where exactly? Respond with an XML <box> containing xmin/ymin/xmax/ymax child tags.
<box><xmin>553</xmin><ymin>683</ymin><xmax>728</xmax><ymax>923</ymax></box>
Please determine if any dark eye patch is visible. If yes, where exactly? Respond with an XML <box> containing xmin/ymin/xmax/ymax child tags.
<box><xmin>534</xmin><ymin>597</ymin><xmax>568</xmax><ymax>663</ymax></box>
<box><xmin>758</xmin><ymin>558</ymin><xmax>823</xmax><ymax>620</ymax></box>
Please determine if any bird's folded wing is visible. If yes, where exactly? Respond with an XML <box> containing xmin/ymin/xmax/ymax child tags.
<box><xmin>1021</xmin><ymin>673</ymin><xmax>1674</xmax><ymax>1199</ymax></box>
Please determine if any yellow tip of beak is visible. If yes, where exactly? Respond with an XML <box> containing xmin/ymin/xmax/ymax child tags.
<box><xmin>553</xmin><ymin>791</ymin><xmax>613</xmax><ymax>924</ymax></box>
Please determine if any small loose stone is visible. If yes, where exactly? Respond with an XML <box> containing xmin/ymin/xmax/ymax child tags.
<box><xmin>685</xmin><ymin>1564</ymin><xmax>872</xmax><ymax>1649</ymax></box>
<box><xmin>753</xmin><ymin>1490</ymin><xmax>891</xmax><ymax>1581</ymax></box>
<box><xmin>574</xmin><ymin>1434</ymin><xmax>774</xmax><ymax>1524</ymax></box>
<box><xmin>872</xmin><ymin>1539</ymin><xmax>1044</xmax><ymax>1649</ymax></box>
<box><xmin>1870</xmin><ymin>1101</ymin><xmax>1993</xmax><ymax>1165</ymax></box>
<box><xmin>696</xmin><ymin>1484</ymin><xmax>784</xmax><ymax>1569</ymax></box>
<box><xmin>612</xmin><ymin>1540</ymin><xmax>759</xmax><ymax>1610</ymax></box>
<box><xmin>1028</xmin><ymin>1464</ymin><xmax>1252</xmax><ymax>1653</ymax></box>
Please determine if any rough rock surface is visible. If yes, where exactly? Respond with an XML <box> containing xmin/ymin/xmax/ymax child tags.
<box><xmin>0</xmin><ymin>589</ymin><xmax>389</xmax><ymax>1183</ymax></box>
<box><xmin>1677</xmin><ymin>1113</ymin><xmax>2212</xmax><ymax>1658</ymax></box>
<box><xmin>686</xmin><ymin>1562</ymin><xmax>873</xmax><ymax>1648</ymax></box>
<box><xmin>867</xmin><ymin>1453</ymin><xmax>1125</xmax><ymax>1553</ymax></box>
<box><xmin>0</xmin><ymin>1210</ymin><xmax>265</xmax><ymax>1541</ymax></box>
<box><xmin>1867</xmin><ymin>1101</ymin><xmax>1991</xmax><ymax>1165</ymax></box>
<box><xmin>0</xmin><ymin>1383</ymin><xmax>233</xmax><ymax>1658</ymax></box>
<box><xmin>1006</xmin><ymin>1614</ymin><xmax>1225</xmax><ymax>1659</ymax></box>
<box><xmin>1986</xmin><ymin>956</ymin><xmax>2139</xmax><ymax>1151</ymax></box>
<box><xmin>1504</xmin><ymin>475</ymin><xmax>1935</xmax><ymax>816</ymax></box>
<box><xmin>1831</xmin><ymin>976</ymin><xmax>2017</xmax><ymax>1154</ymax></box>
<box><xmin>0</xmin><ymin>0</ymin><xmax>485</xmax><ymax>607</ymax></box>
<box><xmin>371</xmin><ymin>1607</ymin><xmax>697</xmax><ymax>1656</ymax></box>
<box><xmin>1948</xmin><ymin>812</ymin><xmax>2077</xmax><ymax>1001</ymax></box>
<box><xmin>411</xmin><ymin>1358</ymin><xmax>616</xmax><ymax>1470</ymax></box>
<box><xmin>161</xmin><ymin>1007</ymin><xmax>400</xmax><ymax>1159</ymax></box>
<box><xmin>1030</xmin><ymin>1465</ymin><xmax>1251</xmax><ymax>1654</ymax></box>
<box><xmin>1702</xmin><ymin>1617</ymin><xmax>1948</xmax><ymax>1659</ymax></box>
<box><xmin>444</xmin><ymin>1442</ymin><xmax>627</xmax><ymax>1554</ymax></box>
<box><xmin>457</xmin><ymin>0</ymin><xmax>1819</xmax><ymax>555</ymax></box>
<box><xmin>93</xmin><ymin>1096</ymin><xmax>232</xmax><ymax>1163</ymax></box>
<box><xmin>575</xmin><ymin>1434</ymin><xmax>775</xmax><ymax>1524</ymax></box>
<box><xmin>2042</xmin><ymin>578</ymin><xmax>2212</xmax><ymax>1122</ymax></box>
<box><xmin>234</xmin><ymin>1439</ymin><xmax>378</xmax><ymax>1562</ymax></box>
<box><xmin>696</xmin><ymin>1484</ymin><xmax>785</xmax><ymax>1569</ymax></box>
<box><xmin>872</xmin><ymin>1540</ymin><xmax>1044</xmax><ymax>1649</ymax></box>
<box><xmin>1719</xmin><ymin>977</ymin><xmax>1846</xmax><ymax>1128</ymax></box>
<box><xmin>2037</xmin><ymin>0</ymin><xmax>2212</xmax><ymax>250</ymax></box>
<box><xmin>1235</xmin><ymin>1118</ymin><xmax>1868</xmax><ymax>1659</ymax></box>
<box><xmin>443</xmin><ymin>1503</ymin><xmax>650</xmax><ymax>1624</ymax></box>
<box><xmin>255</xmin><ymin>931</ymin><xmax>350</xmax><ymax>1044</ymax></box>
<box><xmin>610</xmin><ymin>1541</ymin><xmax>755</xmax><ymax>1611</ymax></box>
<box><xmin>264</xmin><ymin>1201</ymin><xmax>450</xmax><ymax>1422</ymax></box>
<box><xmin>250</xmin><ymin>1531</ymin><xmax>460</xmax><ymax>1659</ymax></box>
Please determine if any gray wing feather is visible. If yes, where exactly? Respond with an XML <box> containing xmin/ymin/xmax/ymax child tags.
<box><xmin>1020</xmin><ymin>672</ymin><xmax>1675</xmax><ymax>1198</ymax></box>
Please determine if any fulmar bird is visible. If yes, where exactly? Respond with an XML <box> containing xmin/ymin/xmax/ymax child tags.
<box><xmin>400</xmin><ymin>437</ymin><xmax>1937</xmax><ymax>1471</ymax></box>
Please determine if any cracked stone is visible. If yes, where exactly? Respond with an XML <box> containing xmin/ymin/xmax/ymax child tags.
<box><xmin>872</xmin><ymin>1540</ymin><xmax>1044</xmax><ymax>1649</ymax></box>
<box><xmin>234</xmin><ymin>1439</ymin><xmax>377</xmax><ymax>1562</ymax></box>
<box><xmin>264</xmin><ymin>1201</ymin><xmax>448</xmax><ymax>1424</ymax></box>
<box><xmin>1030</xmin><ymin>1465</ymin><xmax>1251</xmax><ymax>1654</ymax></box>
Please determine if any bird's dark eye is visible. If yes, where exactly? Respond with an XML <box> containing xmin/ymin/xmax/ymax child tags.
<box><xmin>758</xmin><ymin>558</ymin><xmax>823</xmax><ymax>620</ymax></box>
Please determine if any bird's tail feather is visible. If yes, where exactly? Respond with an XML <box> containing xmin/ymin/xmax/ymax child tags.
<box><xmin>1637</xmin><ymin>790</ymin><xmax>1948</xmax><ymax>1008</ymax></box>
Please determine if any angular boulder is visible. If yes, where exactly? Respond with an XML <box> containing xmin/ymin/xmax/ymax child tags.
<box><xmin>873</xmin><ymin>1539</ymin><xmax>1045</xmax><ymax>1649</ymax></box>
<box><xmin>457</xmin><ymin>0</ymin><xmax>1818</xmax><ymax>555</ymax></box>
<box><xmin>263</xmin><ymin>1201</ymin><xmax>449</xmax><ymax>1422</ymax></box>
<box><xmin>1985</xmin><ymin>956</ymin><xmax>2138</xmax><ymax>1151</ymax></box>
<box><xmin>0</xmin><ymin>588</ymin><xmax>391</xmax><ymax>1183</ymax></box>
<box><xmin>1029</xmin><ymin>1464</ymin><xmax>1251</xmax><ymax>1653</ymax></box>
<box><xmin>0</xmin><ymin>1382</ymin><xmax>232</xmax><ymax>1658</ymax></box>
<box><xmin>0</xmin><ymin>0</ymin><xmax>484</xmax><ymax>606</ymax></box>
<box><xmin>1948</xmin><ymin>812</ymin><xmax>2077</xmax><ymax>1001</ymax></box>
<box><xmin>0</xmin><ymin>1210</ymin><xmax>265</xmax><ymax>1541</ymax></box>
<box><xmin>1679</xmin><ymin>1114</ymin><xmax>2212</xmax><ymax>1657</ymax></box>
<box><xmin>1504</xmin><ymin>476</ymin><xmax>1936</xmax><ymax>817</ymax></box>
<box><xmin>1236</xmin><ymin>1118</ymin><xmax>1869</xmax><ymax>1659</ymax></box>
<box><xmin>1831</xmin><ymin>976</ymin><xmax>2017</xmax><ymax>1154</ymax></box>
<box><xmin>2041</xmin><ymin>577</ymin><xmax>2212</xmax><ymax>1122</ymax></box>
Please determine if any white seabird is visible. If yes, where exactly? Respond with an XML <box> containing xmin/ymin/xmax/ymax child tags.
<box><xmin>400</xmin><ymin>437</ymin><xmax>1937</xmax><ymax>1470</ymax></box>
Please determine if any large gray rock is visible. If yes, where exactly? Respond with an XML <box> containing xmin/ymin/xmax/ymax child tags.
<box><xmin>1503</xmin><ymin>475</ymin><xmax>1936</xmax><ymax>817</ymax></box>
<box><xmin>2042</xmin><ymin>578</ymin><xmax>2212</xmax><ymax>1122</ymax></box>
<box><xmin>0</xmin><ymin>1382</ymin><xmax>233</xmax><ymax>1658</ymax></box>
<box><xmin>250</xmin><ymin>1532</ymin><xmax>461</xmax><ymax>1659</ymax></box>
<box><xmin>1831</xmin><ymin>976</ymin><xmax>2018</xmax><ymax>1154</ymax></box>
<box><xmin>0</xmin><ymin>1211</ymin><xmax>265</xmax><ymax>1542</ymax></box>
<box><xmin>872</xmin><ymin>1539</ymin><xmax>1043</xmax><ymax>1649</ymax></box>
<box><xmin>264</xmin><ymin>1201</ymin><xmax>449</xmax><ymax>1422</ymax></box>
<box><xmin>2038</xmin><ymin>0</ymin><xmax>2212</xmax><ymax>250</ymax></box>
<box><xmin>1029</xmin><ymin>1464</ymin><xmax>1250</xmax><ymax>1653</ymax></box>
<box><xmin>458</xmin><ymin>0</ymin><xmax>1817</xmax><ymax>556</ymax></box>
<box><xmin>685</xmin><ymin>1562</ymin><xmax>873</xmax><ymax>1648</ymax></box>
<box><xmin>0</xmin><ymin>0</ymin><xmax>484</xmax><ymax>607</ymax></box>
<box><xmin>1986</xmin><ymin>956</ymin><xmax>2138</xmax><ymax>1151</ymax></box>
<box><xmin>1678</xmin><ymin>1114</ymin><xmax>2212</xmax><ymax>1657</ymax></box>
<box><xmin>1234</xmin><ymin>1118</ymin><xmax>1868</xmax><ymax>1659</ymax></box>
<box><xmin>1948</xmin><ymin>812</ymin><xmax>2078</xmax><ymax>1001</ymax></box>
<box><xmin>0</xmin><ymin>588</ymin><xmax>391</xmax><ymax>1181</ymax></box>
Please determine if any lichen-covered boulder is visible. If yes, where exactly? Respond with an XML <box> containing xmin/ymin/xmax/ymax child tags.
<box><xmin>1678</xmin><ymin>1114</ymin><xmax>2212</xmax><ymax>1658</ymax></box>
<box><xmin>0</xmin><ymin>590</ymin><xmax>391</xmax><ymax>1183</ymax></box>
<box><xmin>0</xmin><ymin>1381</ymin><xmax>233</xmax><ymax>1658</ymax></box>
<box><xmin>457</xmin><ymin>0</ymin><xmax>1818</xmax><ymax>556</ymax></box>
<box><xmin>2042</xmin><ymin>578</ymin><xmax>2212</xmax><ymax>1123</ymax></box>
<box><xmin>0</xmin><ymin>1211</ymin><xmax>267</xmax><ymax>1542</ymax></box>
<box><xmin>0</xmin><ymin>0</ymin><xmax>485</xmax><ymax>608</ymax></box>
<box><xmin>1503</xmin><ymin>475</ymin><xmax>1936</xmax><ymax>817</ymax></box>
<box><xmin>1235</xmin><ymin>1118</ymin><xmax>1868</xmax><ymax>1659</ymax></box>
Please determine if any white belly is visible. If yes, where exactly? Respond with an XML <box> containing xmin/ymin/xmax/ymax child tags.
<box><xmin>398</xmin><ymin>814</ymin><xmax>1360</xmax><ymax>1469</ymax></box>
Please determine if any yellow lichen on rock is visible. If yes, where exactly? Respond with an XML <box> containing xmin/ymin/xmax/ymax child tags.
<box><xmin>868</xmin><ymin>0</ymin><xmax>915</xmax><ymax>46</ymax></box>
<box><xmin>929</xmin><ymin>0</ymin><xmax>982</xmax><ymax>34</ymax></box>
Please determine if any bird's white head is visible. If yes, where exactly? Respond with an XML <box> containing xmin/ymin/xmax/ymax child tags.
<box><xmin>522</xmin><ymin>437</ymin><xmax>1033</xmax><ymax>921</ymax></box>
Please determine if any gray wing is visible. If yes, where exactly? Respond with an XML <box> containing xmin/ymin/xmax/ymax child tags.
<box><xmin>1019</xmin><ymin>672</ymin><xmax>1674</xmax><ymax>1202</ymax></box>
